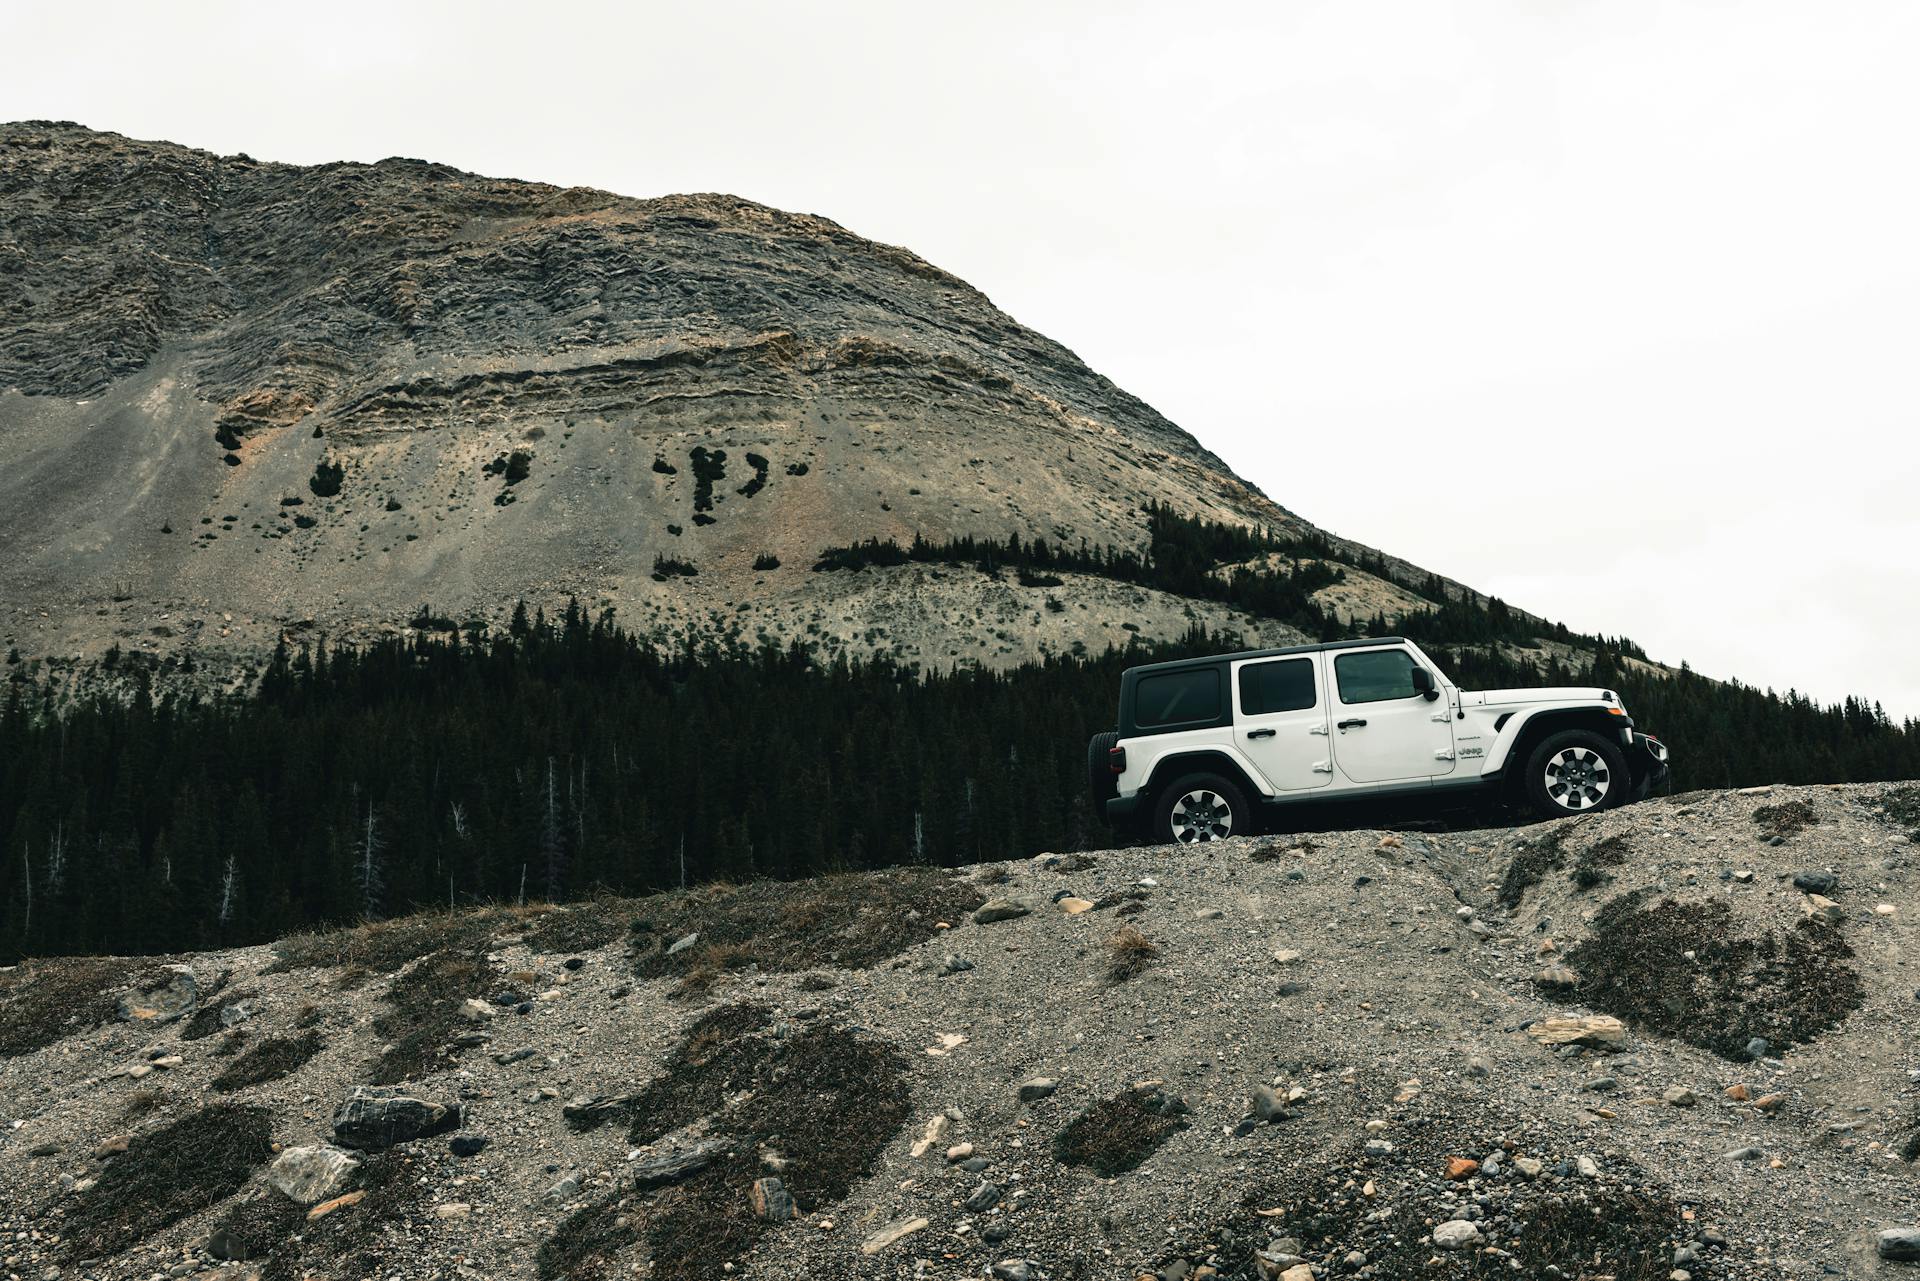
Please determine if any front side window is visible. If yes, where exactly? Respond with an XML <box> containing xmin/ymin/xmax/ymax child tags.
<box><xmin>1335</xmin><ymin>649</ymin><xmax>1420</xmax><ymax>704</ymax></box>
<box><xmin>1239</xmin><ymin>658</ymin><xmax>1316</xmax><ymax>716</ymax></box>
<box><xmin>1135</xmin><ymin>668</ymin><xmax>1222</xmax><ymax>728</ymax></box>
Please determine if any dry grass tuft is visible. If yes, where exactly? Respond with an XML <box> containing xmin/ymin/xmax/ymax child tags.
<box><xmin>211</xmin><ymin>1030</ymin><xmax>324</xmax><ymax>1093</ymax></box>
<box><xmin>61</xmin><ymin>1104</ymin><xmax>273</xmax><ymax>1260</ymax></box>
<box><xmin>1107</xmin><ymin>925</ymin><xmax>1159</xmax><ymax>981</ymax></box>
<box><xmin>0</xmin><ymin>957</ymin><xmax>165</xmax><ymax>1059</ymax></box>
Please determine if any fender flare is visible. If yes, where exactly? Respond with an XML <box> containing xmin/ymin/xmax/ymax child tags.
<box><xmin>1140</xmin><ymin>749</ymin><xmax>1268</xmax><ymax>805</ymax></box>
<box><xmin>1489</xmin><ymin>707</ymin><xmax>1629</xmax><ymax>782</ymax></box>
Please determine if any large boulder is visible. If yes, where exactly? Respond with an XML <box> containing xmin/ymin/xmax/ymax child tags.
<box><xmin>117</xmin><ymin>965</ymin><xmax>200</xmax><ymax>1024</ymax></box>
<box><xmin>332</xmin><ymin>1086</ymin><xmax>461</xmax><ymax>1151</ymax></box>
<box><xmin>268</xmin><ymin>1144</ymin><xmax>361</xmax><ymax>1204</ymax></box>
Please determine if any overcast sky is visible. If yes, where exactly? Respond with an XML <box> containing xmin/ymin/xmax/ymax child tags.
<box><xmin>9</xmin><ymin>0</ymin><xmax>1918</xmax><ymax>718</ymax></box>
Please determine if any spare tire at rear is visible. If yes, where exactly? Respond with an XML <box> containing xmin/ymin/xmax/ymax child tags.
<box><xmin>1087</xmin><ymin>731</ymin><xmax>1120</xmax><ymax>815</ymax></box>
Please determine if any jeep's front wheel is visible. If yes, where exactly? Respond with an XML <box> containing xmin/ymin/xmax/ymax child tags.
<box><xmin>1153</xmin><ymin>773</ymin><xmax>1249</xmax><ymax>845</ymax></box>
<box><xmin>1523</xmin><ymin>730</ymin><xmax>1628</xmax><ymax>818</ymax></box>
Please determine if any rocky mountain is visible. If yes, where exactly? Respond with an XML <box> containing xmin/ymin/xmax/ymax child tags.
<box><xmin>0</xmin><ymin>123</ymin><xmax>1478</xmax><ymax>679</ymax></box>
<box><xmin>3</xmin><ymin>782</ymin><xmax>1919</xmax><ymax>1279</ymax></box>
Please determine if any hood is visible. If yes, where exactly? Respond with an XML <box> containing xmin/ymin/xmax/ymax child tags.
<box><xmin>1462</xmin><ymin>687</ymin><xmax>1615</xmax><ymax>708</ymax></box>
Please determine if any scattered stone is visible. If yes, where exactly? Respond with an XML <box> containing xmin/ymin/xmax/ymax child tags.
<box><xmin>628</xmin><ymin>1138</ymin><xmax>730</xmax><ymax>1188</ymax></box>
<box><xmin>974</xmin><ymin>898</ymin><xmax>1033</xmax><ymax>924</ymax></box>
<box><xmin>947</xmin><ymin>1142</ymin><xmax>975</xmax><ymax>1162</ymax></box>
<box><xmin>117</xmin><ymin>965</ymin><xmax>200</xmax><ymax>1023</ymax></box>
<box><xmin>941</xmin><ymin>955</ymin><xmax>975</xmax><ymax>975</ymax></box>
<box><xmin>1725</xmin><ymin>1084</ymin><xmax>1751</xmax><ymax>1101</ymax></box>
<box><xmin>494</xmin><ymin>1047</ymin><xmax>536</xmax><ymax>1065</ymax></box>
<box><xmin>1533</xmin><ymin>964</ymin><xmax>1581</xmax><ymax>989</ymax></box>
<box><xmin>1271</xmin><ymin>949</ymin><xmax>1303</xmax><ymax>966</ymax></box>
<box><xmin>434</xmin><ymin>1201</ymin><xmax>471</xmax><ymax>1221</ymax></box>
<box><xmin>1058</xmin><ymin>897</ymin><xmax>1095</xmax><ymax>914</ymax></box>
<box><xmin>1576</xmin><ymin>1154</ymin><xmax>1601</xmax><ymax>1178</ymax></box>
<box><xmin>1792</xmin><ymin>871</ymin><xmax>1838</xmax><ymax>894</ymax></box>
<box><xmin>450</xmin><ymin>1135</ymin><xmax>490</xmax><ymax>1158</ymax></box>
<box><xmin>307</xmin><ymin>1189</ymin><xmax>366</xmax><ymax>1220</ymax></box>
<box><xmin>666</xmin><ymin>931</ymin><xmax>700</xmax><ymax>955</ymax></box>
<box><xmin>1802</xmin><ymin>894</ymin><xmax>1845</xmax><ymax>924</ymax></box>
<box><xmin>1018</xmin><ymin>1077</ymin><xmax>1059</xmax><ymax>1101</ymax></box>
<box><xmin>1512</xmin><ymin>1156</ymin><xmax>1543</xmax><ymax>1178</ymax></box>
<box><xmin>749</xmin><ymin>1176</ymin><xmax>794</xmax><ymax>1222</ymax></box>
<box><xmin>1726</xmin><ymin>1146</ymin><xmax>1764</xmax><ymax>1161</ymax></box>
<box><xmin>332</xmin><ymin>1085</ymin><xmax>461</xmax><ymax>1151</ymax></box>
<box><xmin>1433</xmin><ymin>1219</ymin><xmax>1482</xmax><ymax>1249</ymax></box>
<box><xmin>459</xmin><ymin>998</ymin><xmax>494</xmax><ymax>1022</ymax></box>
<box><xmin>909</xmin><ymin>1114</ymin><xmax>950</xmax><ymax>1157</ymax></box>
<box><xmin>1444</xmin><ymin>1156</ymin><xmax>1479</xmax><ymax>1180</ymax></box>
<box><xmin>965</xmin><ymin>1181</ymin><xmax>1003</xmax><ymax>1212</ymax></box>
<box><xmin>546</xmin><ymin>1174</ymin><xmax>582</xmax><ymax>1202</ymax></box>
<box><xmin>1745</xmin><ymin>1037</ymin><xmax>1771</xmax><ymax>1062</ymax></box>
<box><xmin>1527</xmin><ymin>1013</ymin><xmax>1626</xmax><ymax>1048</ymax></box>
<box><xmin>268</xmin><ymin>1144</ymin><xmax>362</xmax><ymax>1204</ymax></box>
<box><xmin>1196</xmin><ymin>908</ymin><xmax>1226</xmax><ymax>920</ymax></box>
<box><xmin>1252</xmin><ymin>1085</ymin><xmax>1288</xmax><ymax>1123</ymax></box>
<box><xmin>93</xmin><ymin>1134</ymin><xmax>130</xmax><ymax>1160</ymax></box>
<box><xmin>1753</xmin><ymin>1092</ymin><xmax>1788</xmax><ymax>1113</ymax></box>
<box><xmin>1879</xmin><ymin>1229</ymin><xmax>1920</xmax><ymax>1262</ymax></box>
<box><xmin>861</xmin><ymin>1216</ymin><xmax>930</xmax><ymax>1255</ymax></box>
<box><xmin>990</xmin><ymin>1262</ymin><xmax>1036</xmax><ymax>1281</ymax></box>
<box><xmin>1584</xmin><ymin>1076</ymin><xmax>1617</xmax><ymax>1092</ymax></box>
<box><xmin>1663</xmin><ymin>1085</ymin><xmax>1697</xmax><ymax>1107</ymax></box>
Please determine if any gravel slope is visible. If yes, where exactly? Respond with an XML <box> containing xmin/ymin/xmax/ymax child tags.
<box><xmin>2</xmin><ymin>782</ymin><xmax>1917</xmax><ymax>1281</ymax></box>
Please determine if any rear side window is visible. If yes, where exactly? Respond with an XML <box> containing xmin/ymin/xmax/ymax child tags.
<box><xmin>1335</xmin><ymin>649</ymin><xmax>1419</xmax><ymax>703</ymax></box>
<box><xmin>1238</xmin><ymin>658</ymin><xmax>1316</xmax><ymax>715</ymax></box>
<box><xmin>1134</xmin><ymin>668</ymin><xmax>1222</xmax><ymax>728</ymax></box>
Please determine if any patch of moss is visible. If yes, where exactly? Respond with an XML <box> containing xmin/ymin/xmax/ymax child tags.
<box><xmin>1754</xmin><ymin>799</ymin><xmax>1818</xmax><ymax>839</ymax></box>
<box><xmin>1881</xmin><ymin>785</ymin><xmax>1920</xmax><ymax>841</ymax></box>
<box><xmin>630</xmin><ymin>868</ymin><xmax>983</xmax><ymax>983</ymax></box>
<box><xmin>0</xmin><ymin>957</ymin><xmax>164</xmax><ymax>1058</ymax></box>
<box><xmin>1053</xmin><ymin>1085</ymin><xmax>1190</xmax><ymax>1176</ymax></box>
<box><xmin>544</xmin><ymin>1005</ymin><xmax>910</xmax><ymax>1281</ymax></box>
<box><xmin>1567</xmin><ymin>892</ymin><xmax>1863</xmax><ymax>1059</ymax></box>
<box><xmin>212</xmin><ymin>1030</ymin><xmax>324</xmax><ymax>1092</ymax></box>
<box><xmin>62</xmin><ymin>1104</ymin><xmax>273</xmax><ymax>1260</ymax></box>
<box><xmin>367</xmin><ymin>949</ymin><xmax>491</xmax><ymax>1084</ymax></box>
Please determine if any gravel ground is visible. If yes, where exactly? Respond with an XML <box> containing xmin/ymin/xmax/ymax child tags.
<box><xmin>2</xmin><ymin>782</ymin><xmax>1917</xmax><ymax>1281</ymax></box>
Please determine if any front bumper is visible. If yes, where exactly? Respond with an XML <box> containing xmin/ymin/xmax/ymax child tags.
<box><xmin>1624</xmin><ymin>729</ymin><xmax>1672</xmax><ymax>800</ymax></box>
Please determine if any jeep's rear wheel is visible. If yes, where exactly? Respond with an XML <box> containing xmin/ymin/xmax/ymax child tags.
<box><xmin>1153</xmin><ymin>773</ymin><xmax>1249</xmax><ymax>845</ymax></box>
<box><xmin>1523</xmin><ymin>730</ymin><xmax>1628</xmax><ymax>818</ymax></box>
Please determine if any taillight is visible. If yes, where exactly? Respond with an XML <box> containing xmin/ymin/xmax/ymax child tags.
<box><xmin>1108</xmin><ymin>746</ymin><xmax>1127</xmax><ymax>773</ymax></box>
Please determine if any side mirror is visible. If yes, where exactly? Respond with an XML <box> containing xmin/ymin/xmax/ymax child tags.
<box><xmin>1411</xmin><ymin>668</ymin><xmax>1439</xmax><ymax>701</ymax></box>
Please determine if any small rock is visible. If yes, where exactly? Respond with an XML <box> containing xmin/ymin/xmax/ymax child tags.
<box><xmin>941</xmin><ymin>955</ymin><xmax>975</xmax><ymax>975</ymax></box>
<box><xmin>1879</xmin><ymin>1228</ymin><xmax>1920</xmax><ymax>1262</ymax></box>
<box><xmin>1744</xmin><ymin>1038</ymin><xmax>1771</xmax><ymax>1062</ymax></box>
<box><xmin>860</xmin><ymin>1216</ymin><xmax>930</xmax><ymax>1255</ymax></box>
<box><xmin>117</xmin><ymin>965</ymin><xmax>200</xmax><ymax>1024</ymax></box>
<box><xmin>629</xmin><ymin>1138</ymin><xmax>730</xmax><ymax>1188</ymax></box>
<box><xmin>1792</xmin><ymin>871</ymin><xmax>1838</xmax><ymax>894</ymax></box>
<box><xmin>494</xmin><ymin>1047</ymin><xmax>536</xmax><ymax>1066</ymax></box>
<box><xmin>1584</xmin><ymin>1076</ymin><xmax>1617</xmax><ymax>1092</ymax></box>
<box><xmin>1433</xmin><ymin>1219</ymin><xmax>1483</xmax><ymax>1250</ymax></box>
<box><xmin>748</xmin><ymin>1176</ymin><xmax>794</xmax><ymax>1222</ymax></box>
<box><xmin>1058</xmin><ymin>897</ymin><xmax>1095</xmax><ymax>914</ymax></box>
<box><xmin>1726</xmin><ymin>1146</ymin><xmax>1764</xmax><ymax>1161</ymax></box>
<box><xmin>974</xmin><ymin>898</ymin><xmax>1032</xmax><ymax>924</ymax></box>
<box><xmin>964</xmin><ymin>1182</ymin><xmax>1003</xmax><ymax>1212</ymax></box>
<box><xmin>1252</xmin><ymin>1085</ymin><xmax>1288</xmax><ymax>1123</ymax></box>
<box><xmin>1753</xmin><ymin>1092</ymin><xmax>1788</xmax><ymax>1113</ymax></box>
<box><xmin>546</xmin><ymin>1174</ymin><xmax>582</xmax><ymax>1202</ymax></box>
<box><xmin>1512</xmin><ymin>1156</ymin><xmax>1543</xmax><ymax>1178</ymax></box>
<box><xmin>434</xmin><ymin>1201</ymin><xmax>471</xmax><ymax>1221</ymax></box>
<box><xmin>946</xmin><ymin>1142</ymin><xmax>975</xmax><ymax>1162</ymax></box>
<box><xmin>1576</xmin><ymin>1154</ymin><xmax>1601</xmax><ymax>1178</ymax></box>
<box><xmin>268</xmin><ymin>1144</ymin><xmax>362</xmax><ymax>1204</ymax></box>
<box><xmin>1196</xmin><ymin>908</ymin><xmax>1226</xmax><ymax>920</ymax></box>
<box><xmin>1444</xmin><ymin>1156</ymin><xmax>1479</xmax><ymax>1180</ymax></box>
<box><xmin>1725</xmin><ymin>1083</ymin><xmax>1751</xmax><ymax>1101</ymax></box>
<box><xmin>1802</xmin><ymin>894</ymin><xmax>1845</xmax><ymax>924</ymax></box>
<box><xmin>1272</xmin><ymin>949</ymin><xmax>1303</xmax><ymax>966</ymax></box>
<box><xmin>1533</xmin><ymin>964</ymin><xmax>1581</xmax><ymax>989</ymax></box>
<box><xmin>1527</xmin><ymin>1013</ymin><xmax>1626</xmax><ymax>1048</ymax></box>
<box><xmin>459</xmin><ymin>998</ymin><xmax>494</xmax><ymax>1022</ymax></box>
<box><xmin>1017</xmin><ymin>1077</ymin><xmax>1059</xmax><ymax>1101</ymax></box>
<box><xmin>307</xmin><ymin>1189</ymin><xmax>366</xmax><ymax>1220</ymax></box>
<box><xmin>1662</xmin><ymin>1086</ymin><xmax>1697</xmax><ymax>1107</ymax></box>
<box><xmin>93</xmin><ymin>1134</ymin><xmax>130</xmax><ymax>1160</ymax></box>
<box><xmin>990</xmin><ymin>1262</ymin><xmax>1035</xmax><ymax>1281</ymax></box>
<box><xmin>666</xmin><ymin>931</ymin><xmax>700</xmax><ymax>955</ymax></box>
<box><xmin>332</xmin><ymin>1085</ymin><xmax>461</xmax><ymax>1151</ymax></box>
<box><xmin>450</xmin><ymin>1135</ymin><xmax>490</xmax><ymax>1158</ymax></box>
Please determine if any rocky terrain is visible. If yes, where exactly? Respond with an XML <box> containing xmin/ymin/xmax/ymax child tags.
<box><xmin>2</xmin><ymin>123</ymin><xmax>1499</xmax><ymax>683</ymax></box>
<box><xmin>4</xmin><ymin>781</ymin><xmax>1919</xmax><ymax>1281</ymax></box>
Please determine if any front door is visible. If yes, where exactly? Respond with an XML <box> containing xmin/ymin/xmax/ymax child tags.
<box><xmin>1328</xmin><ymin>646</ymin><xmax>1457</xmax><ymax>784</ymax></box>
<box><xmin>1231</xmin><ymin>655</ymin><xmax>1334</xmax><ymax>791</ymax></box>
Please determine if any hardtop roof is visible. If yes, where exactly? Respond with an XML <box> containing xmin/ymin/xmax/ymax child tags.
<box><xmin>1121</xmin><ymin>636</ymin><xmax>1413</xmax><ymax>678</ymax></box>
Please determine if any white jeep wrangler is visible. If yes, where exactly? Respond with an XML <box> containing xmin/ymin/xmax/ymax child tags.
<box><xmin>1089</xmin><ymin>637</ymin><xmax>1670</xmax><ymax>843</ymax></box>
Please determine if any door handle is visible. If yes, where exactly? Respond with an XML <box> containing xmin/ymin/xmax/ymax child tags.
<box><xmin>1246</xmin><ymin>728</ymin><xmax>1277</xmax><ymax>740</ymax></box>
<box><xmin>1337</xmin><ymin>718</ymin><xmax>1367</xmax><ymax>730</ymax></box>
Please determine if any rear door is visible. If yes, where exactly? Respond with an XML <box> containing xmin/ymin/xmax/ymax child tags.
<box><xmin>1328</xmin><ymin>645</ymin><xmax>1457</xmax><ymax>784</ymax></box>
<box><xmin>1230</xmin><ymin>654</ymin><xmax>1334</xmax><ymax>791</ymax></box>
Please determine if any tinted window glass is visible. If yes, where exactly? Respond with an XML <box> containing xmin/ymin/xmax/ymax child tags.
<box><xmin>1135</xmin><ymin>668</ymin><xmax>1222</xmax><ymax>728</ymax></box>
<box><xmin>1335</xmin><ymin>649</ymin><xmax>1419</xmax><ymax>703</ymax></box>
<box><xmin>1238</xmin><ymin>658</ymin><xmax>1316</xmax><ymax>715</ymax></box>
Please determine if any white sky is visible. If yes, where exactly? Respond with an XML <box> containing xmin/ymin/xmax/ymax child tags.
<box><xmin>9</xmin><ymin>0</ymin><xmax>1918</xmax><ymax>719</ymax></box>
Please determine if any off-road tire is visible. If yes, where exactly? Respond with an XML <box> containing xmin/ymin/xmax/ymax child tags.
<box><xmin>1152</xmin><ymin>772</ymin><xmax>1250</xmax><ymax>845</ymax></box>
<box><xmin>1088</xmin><ymin>731</ymin><xmax>1120</xmax><ymax>815</ymax></box>
<box><xmin>1523</xmin><ymin>729</ymin><xmax>1628</xmax><ymax>818</ymax></box>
